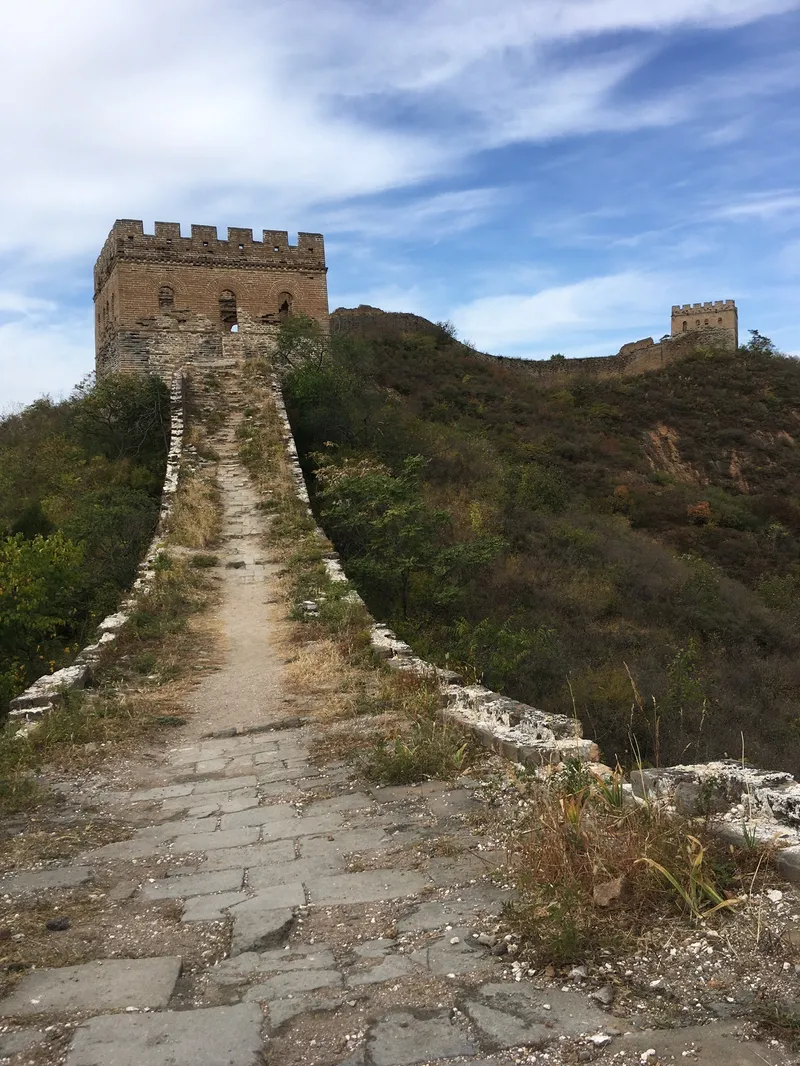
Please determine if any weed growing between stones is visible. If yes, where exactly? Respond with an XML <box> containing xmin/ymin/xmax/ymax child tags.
<box><xmin>500</xmin><ymin>763</ymin><xmax>774</xmax><ymax>965</ymax></box>
<box><xmin>359</xmin><ymin>710</ymin><xmax>474</xmax><ymax>784</ymax></box>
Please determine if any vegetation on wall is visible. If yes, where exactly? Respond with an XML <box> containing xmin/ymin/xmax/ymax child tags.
<box><xmin>0</xmin><ymin>374</ymin><xmax>169</xmax><ymax>709</ymax></box>
<box><xmin>281</xmin><ymin>315</ymin><xmax>800</xmax><ymax>774</ymax></box>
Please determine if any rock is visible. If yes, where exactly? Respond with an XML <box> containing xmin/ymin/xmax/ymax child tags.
<box><xmin>593</xmin><ymin>876</ymin><xmax>625</xmax><ymax>907</ymax></box>
<box><xmin>45</xmin><ymin>916</ymin><xmax>71</xmax><ymax>931</ymax></box>
<box><xmin>590</xmin><ymin>984</ymin><xmax>615</xmax><ymax>1006</ymax></box>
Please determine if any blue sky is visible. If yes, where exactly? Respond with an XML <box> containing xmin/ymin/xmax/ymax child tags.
<box><xmin>2</xmin><ymin>0</ymin><xmax>799</xmax><ymax>408</ymax></box>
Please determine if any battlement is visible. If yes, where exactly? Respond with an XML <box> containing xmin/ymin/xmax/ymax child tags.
<box><xmin>671</xmin><ymin>300</ymin><xmax>736</xmax><ymax>314</ymax></box>
<box><xmin>94</xmin><ymin>220</ymin><xmax>325</xmax><ymax>295</ymax></box>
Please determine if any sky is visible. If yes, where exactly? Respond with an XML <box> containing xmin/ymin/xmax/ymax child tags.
<box><xmin>2</xmin><ymin>0</ymin><xmax>800</xmax><ymax>408</ymax></box>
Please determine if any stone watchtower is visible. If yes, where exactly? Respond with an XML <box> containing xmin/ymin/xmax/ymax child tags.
<box><xmin>93</xmin><ymin>220</ymin><xmax>329</xmax><ymax>375</ymax></box>
<box><xmin>670</xmin><ymin>300</ymin><xmax>738</xmax><ymax>351</ymax></box>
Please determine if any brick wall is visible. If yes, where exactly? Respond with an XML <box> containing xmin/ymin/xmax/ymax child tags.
<box><xmin>95</xmin><ymin>220</ymin><xmax>329</xmax><ymax>376</ymax></box>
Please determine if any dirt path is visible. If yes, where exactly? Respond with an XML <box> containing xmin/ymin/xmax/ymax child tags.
<box><xmin>0</xmin><ymin>363</ymin><xmax>790</xmax><ymax>1066</ymax></box>
<box><xmin>184</xmin><ymin>373</ymin><xmax>294</xmax><ymax>738</ymax></box>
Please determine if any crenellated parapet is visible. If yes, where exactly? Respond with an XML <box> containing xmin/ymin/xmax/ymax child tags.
<box><xmin>671</xmin><ymin>299</ymin><xmax>736</xmax><ymax>314</ymax></box>
<box><xmin>94</xmin><ymin>220</ymin><xmax>325</xmax><ymax>296</ymax></box>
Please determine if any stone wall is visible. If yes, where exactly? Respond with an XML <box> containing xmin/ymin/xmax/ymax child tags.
<box><xmin>329</xmin><ymin>306</ymin><xmax>738</xmax><ymax>383</ymax></box>
<box><xmin>7</xmin><ymin>369</ymin><xmax>186</xmax><ymax>728</ymax></box>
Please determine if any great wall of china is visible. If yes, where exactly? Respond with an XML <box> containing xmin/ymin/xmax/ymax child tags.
<box><xmin>3</xmin><ymin>220</ymin><xmax>795</xmax><ymax>1066</ymax></box>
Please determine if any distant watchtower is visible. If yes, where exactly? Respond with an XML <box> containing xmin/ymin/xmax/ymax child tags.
<box><xmin>670</xmin><ymin>300</ymin><xmax>738</xmax><ymax>351</ymax></box>
<box><xmin>94</xmin><ymin>220</ymin><xmax>329</xmax><ymax>375</ymax></box>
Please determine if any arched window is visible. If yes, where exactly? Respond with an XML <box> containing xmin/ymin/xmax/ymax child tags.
<box><xmin>682</xmin><ymin>320</ymin><xmax>687</xmax><ymax>332</ymax></box>
<box><xmin>696</xmin><ymin>319</ymin><xmax>700</xmax><ymax>327</ymax></box>
<box><xmin>159</xmin><ymin>285</ymin><xmax>175</xmax><ymax>310</ymax></box>
<box><xmin>718</xmin><ymin>317</ymin><xmax>723</xmax><ymax>324</ymax></box>
<box><xmin>219</xmin><ymin>290</ymin><xmax>238</xmax><ymax>331</ymax></box>
<box><xmin>277</xmin><ymin>291</ymin><xmax>293</xmax><ymax>321</ymax></box>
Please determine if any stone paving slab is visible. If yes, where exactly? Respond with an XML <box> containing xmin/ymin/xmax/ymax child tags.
<box><xmin>366</xmin><ymin>1009</ymin><xmax>478</xmax><ymax>1066</ymax></box>
<box><xmin>230</xmin><ymin>905</ymin><xmax>295</xmax><ymax>955</ymax></box>
<box><xmin>308</xmin><ymin>869</ymin><xmax>428</xmax><ymax>905</ymax></box>
<box><xmin>200</xmin><ymin>839</ymin><xmax>297</xmax><ymax>871</ymax></box>
<box><xmin>396</xmin><ymin>888</ymin><xmax>510</xmax><ymax>933</ymax></box>
<box><xmin>66</xmin><ymin>1003</ymin><xmax>264</xmax><ymax>1066</ymax></box>
<box><xmin>189</xmin><ymin>775</ymin><xmax>258</xmax><ymax>794</ymax></box>
<box><xmin>141</xmin><ymin>868</ymin><xmax>243</xmax><ymax>900</ymax></box>
<box><xmin>181</xmin><ymin>890</ymin><xmax>250</xmax><ymax>922</ymax></box>
<box><xmin>209</xmin><ymin>944</ymin><xmax>336</xmax><ymax>983</ymax></box>
<box><xmin>0</xmin><ymin>957</ymin><xmax>182</xmax><ymax>1017</ymax></box>
<box><xmin>0</xmin><ymin>866</ymin><xmax>92</xmax><ymax>895</ymax></box>
<box><xmin>0</xmin><ymin>1028</ymin><xmax>44</xmax><ymax>1057</ymax></box>
<box><xmin>461</xmin><ymin>983</ymin><xmax>609</xmax><ymax>1051</ymax></box>
<box><xmin>298</xmin><ymin>828</ymin><xmax>391</xmax><ymax>858</ymax></box>
<box><xmin>246</xmin><ymin>853</ymin><xmax>346</xmax><ymax>887</ymax></box>
<box><xmin>217</xmin><ymin>804</ymin><xmax>301</xmax><ymax>831</ymax></box>
<box><xmin>169</xmin><ymin>826</ymin><xmax>260</xmax><ymax>852</ymax></box>
<box><xmin>612</xmin><ymin>1021</ymin><xmax>786</xmax><ymax>1065</ymax></box>
<box><xmin>243</xmin><ymin>967</ymin><xmax>342</xmax><ymax>1000</ymax></box>
<box><xmin>260</xmin><ymin>812</ymin><xmax>344</xmax><ymax>840</ymax></box>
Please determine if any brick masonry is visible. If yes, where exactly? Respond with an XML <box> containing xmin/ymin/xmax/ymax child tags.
<box><xmin>94</xmin><ymin>220</ymin><xmax>329</xmax><ymax>376</ymax></box>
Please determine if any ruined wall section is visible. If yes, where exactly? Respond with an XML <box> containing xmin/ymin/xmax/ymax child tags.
<box><xmin>330</xmin><ymin>305</ymin><xmax>739</xmax><ymax>385</ymax></box>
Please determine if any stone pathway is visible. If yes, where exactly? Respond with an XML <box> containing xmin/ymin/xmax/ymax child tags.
<box><xmin>0</xmin><ymin>363</ymin><xmax>791</xmax><ymax>1066</ymax></box>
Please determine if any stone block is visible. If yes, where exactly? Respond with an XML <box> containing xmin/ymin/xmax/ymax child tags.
<box><xmin>776</xmin><ymin>845</ymin><xmax>800</xmax><ymax>884</ymax></box>
<box><xmin>348</xmin><ymin>955</ymin><xmax>413</xmax><ymax>986</ymax></box>
<box><xmin>201</xmin><ymin>840</ymin><xmax>297</xmax><ymax>872</ymax></box>
<box><xmin>142</xmin><ymin>869</ymin><xmax>243</xmax><ymax>900</ymax></box>
<box><xmin>244</xmin><ymin>968</ymin><xmax>341</xmax><ymax>1000</ymax></box>
<box><xmin>169</xmin><ymin>827</ymin><xmax>260</xmax><ymax>853</ymax></box>
<box><xmin>308</xmin><ymin>869</ymin><xmax>427</xmax><ymax>905</ymax></box>
<box><xmin>365</xmin><ymin>1010</ymin><xmax>476</xmax><ymax>1066</ymax></box>
<box><xmin>0</xmin><ymin>866</ymin><xmax>92</xmax><ymax>895</ymax></box>
<box><xmin>0</xmin><ymin>957</ymin><xmax>181</xmax><ymax>1017</ymax></box>
<box><xmin>210</xmin><ymin>944</ymin><xmax>336</xmax><ymax>984</ymax></box>
<box><xmin>461</xmin><ymin>983</ymin><xmax>609</xmax><ymax>1052</ymax></box>
<box><xmin>230</xmin><ymin>905</ymin><xmax>295</xmax><ymax>956</ymax></box>
<box><xmin>66</xmin><ymin>1003</ymin><xmax>264</xmax><ymax>1066</ymax></box>
<box><xmin>182</xmin><ymin>890</ymin><xmax>250</xmax><ymax>922</ymax></box>
<box><xmin>218</xmin><ymin>805</ymin><xmax>300</xmax><ymax>831</ymax></box>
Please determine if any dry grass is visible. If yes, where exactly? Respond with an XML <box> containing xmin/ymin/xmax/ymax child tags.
<box><xmin>168</xmin><ymin>469</ymin><xmax>222</xmax><ymax>549</ymax></box>
<box><xmin>503</xmin><ymin>763</ymin><xmax>775</xmax><ymax>964</ymax></box>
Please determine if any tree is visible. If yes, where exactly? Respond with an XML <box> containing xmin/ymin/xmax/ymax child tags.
<box><xmin>741</xmin><ymin>330</ymin><xmax>778</xmax><ymax>356</ymax></box>
<box><xmin>274</xmin><ymin>315</ymin><xmax>329</xmax><ymax>373</ymax></box>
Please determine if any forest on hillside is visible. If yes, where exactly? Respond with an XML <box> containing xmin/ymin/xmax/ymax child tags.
<box><xmin>281</xmin><ymin>317</ymin><xmax>800</xmax><ymax>774</ymax></box>
<box><xmin>0</xmin><ymin>375</ymin><xmax>170</xmax><ymax>710</ymax></box>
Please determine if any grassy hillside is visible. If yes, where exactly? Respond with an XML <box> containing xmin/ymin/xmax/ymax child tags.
<box><xmin>0</xmin><ymin>374</ymin><xmax>169</xmax><ymax>708</ymax></box>
<box><xmin>281</xmin><ymin>315</ymin><xmax>800</xmax><ymax>774</ymax></box>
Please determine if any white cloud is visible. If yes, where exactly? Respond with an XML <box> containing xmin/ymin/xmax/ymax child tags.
<box><xmin>450</xmin><ymin>270</ymin><xmax>675</xmax><ymax>354</ymax></box>
<box><xmin>714</xmin><ymin>192</ymin><xmax>800</xmax><ymax>220</ymax></box>
<box><xmin>321</xmin><ymin>188</ymin><xmax>507</xmax><ymax>242</ymax></box>
<box><xmin>0</xmin><ymin>316</ymin><xmax>93</xmax><ymax>412</ymax></box>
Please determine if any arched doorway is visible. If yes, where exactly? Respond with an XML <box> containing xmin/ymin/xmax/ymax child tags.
<box><xmin>159</xmin><ymin>285</ymin><xmax>175</xmax><ymax>310</ymax></box>
<box><xmin>219</xmin><ymin>290</ymin><xmax>238</xmax><ymax>331</ymax></box>
<box><xmin>277</xmin><ymin>292</ymin><xmax>293</xmax><ymax>321</ymax></box>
